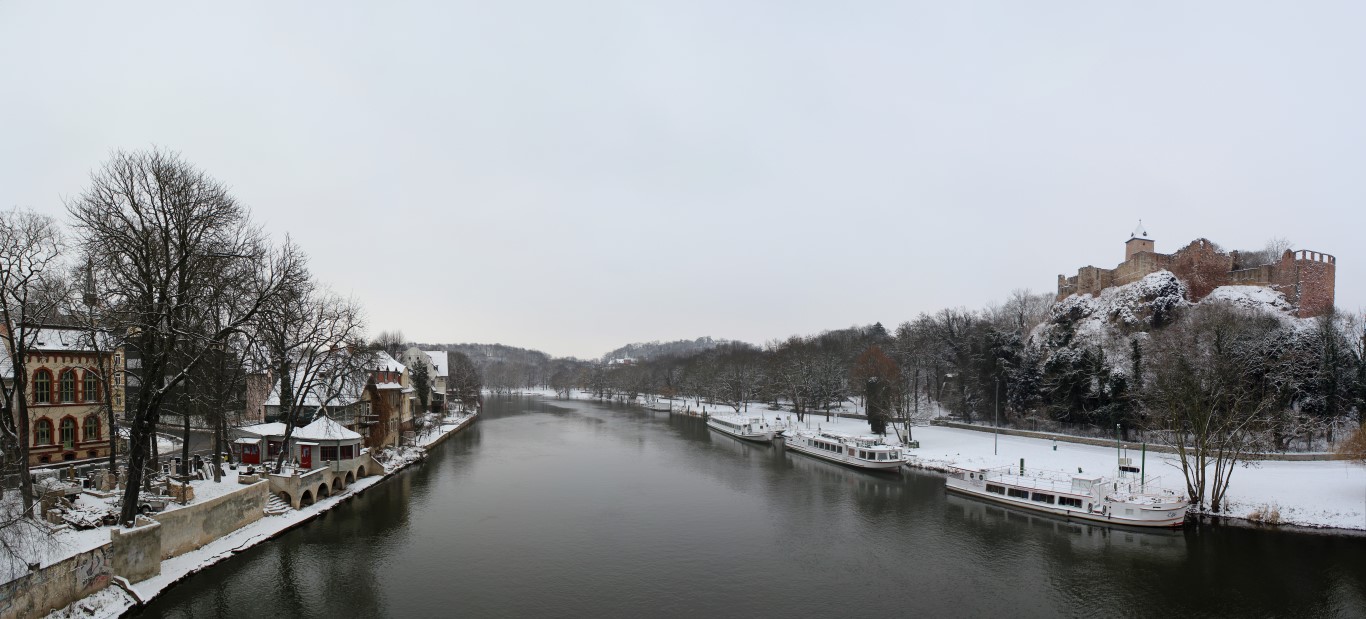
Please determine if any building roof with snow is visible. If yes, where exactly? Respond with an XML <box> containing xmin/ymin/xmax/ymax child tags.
<box><xmin>1129</xmin><ymin>220</ymin><xmax>1151</xmax><ymax>241</ymax></box>
<box><xmin>293</xmin><ymin>416</ymin><xmax>363</xmax><ymax>442</ymax></box>
<box><xmin>424</xmin><ymin>350</ymin><xmax>447</xmax><ymax>378</ymax></box>
<box><xmin>237</xmin><ymin>422</ymin><xmax>289</xmax><ymax>438</ymax></box>
<box><xmin>373</xmin><ymin>351</ymin><xmax>404</xmax><ymax>374</ymax></box>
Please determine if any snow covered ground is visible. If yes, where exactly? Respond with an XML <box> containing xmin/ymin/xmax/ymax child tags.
<box><xmin>526</xmin><ymin>390</ymin><xmax>1366</xmax><ymax>532</ymax></box>
<box><xmin>781</xmin><ymin>413</ymin><xmax>1366</xmax><ymax>532</ymax></box>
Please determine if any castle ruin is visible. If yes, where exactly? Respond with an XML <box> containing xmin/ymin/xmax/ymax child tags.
<box><xmin>1056</xmin><ymin>222</ymin><xmax>1337</xmax><ymax>318</ymax></box>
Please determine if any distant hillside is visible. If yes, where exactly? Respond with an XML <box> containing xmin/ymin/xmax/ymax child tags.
<box><xmin>600</xmin><ymin>337</ymin><xmax>726</xmax><ymax>363</ymax></box>
<box><xmin>418</xmin><ymin>342</ymin><xmax>554</xmax><ymax>366</ymax></box>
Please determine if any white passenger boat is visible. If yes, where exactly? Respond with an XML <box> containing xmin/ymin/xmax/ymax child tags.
<box><xmin>783</xmin><ymin>429</ymin><xmax>906</xmax><ymax>470</ymax></box>
<box><xmin>944</xmin><ymin>465</ymin><xmax>1189</xmax><ymax>528</ymax></box>
<box><xmin>706</xmin><ymin>413</ymin><xmax>777</xmax><ymax>443</ymax></box>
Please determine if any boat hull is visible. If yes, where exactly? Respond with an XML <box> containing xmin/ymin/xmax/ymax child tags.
<box><xmin>945</xmin><ymin>478</ymin><xmax>1187</xmax><ymax>528</ymax></box>
<box><xmin>783</xmin><ymin>438</ymin><xmax>905</xmax><ymax>471</ymax></box>
<box><xmin>707</xmin><ymin>420</ymin><xmax>774</xmax><ymax>443</ymax></box>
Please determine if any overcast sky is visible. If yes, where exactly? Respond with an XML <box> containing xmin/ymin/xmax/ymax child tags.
<box><xmin>2</xmin><ymin>2</ymin><xmax>1362</xmax><ymax>358</ymax></box>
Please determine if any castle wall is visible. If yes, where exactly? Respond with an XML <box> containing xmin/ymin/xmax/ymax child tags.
<box><xmin>1292</xmin><ymin>251</ymin><xmax>1336</xmax><ymax>318</ymax></box>
<box><xmin>1056</xmin><ymin>238</ymin><xmax>1336</xmax><ymax>317</ymax></box>
<box><xmin>1166</xmin><ymin>239</ymin><xmax>1233</xmax><ymax>301</ymax></box>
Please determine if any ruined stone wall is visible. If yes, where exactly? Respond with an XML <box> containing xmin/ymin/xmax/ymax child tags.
<box><xmin>1057</xmin><ymin>238</ymin><xmax>1337</xmax><ymax>315</ymax></box>
<box><xmin>1166</xmin><ymin>238</ymin><xmax>1234</xmax><ymax>301</ymax></box>
<box><xmin>0</xmin><ymin>544</ymin><xmax>111</xmax><ymax>619</ymax></box>
<box><xmin>1292</xmin><ymin>251</ymin><xmax>1337</xmax><ymax>318</ymax></box>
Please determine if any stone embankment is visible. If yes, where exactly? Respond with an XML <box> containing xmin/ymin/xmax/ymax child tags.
<box><xmin>21</xmin><ymin>412</ymin><xmax>478</xmax><ymax>619</ymax></box>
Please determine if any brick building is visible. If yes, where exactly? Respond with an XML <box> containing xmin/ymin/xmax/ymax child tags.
<box><xmin>1058</xmin><ymin>222</ymin><xmax>1336</xmax><ymax>318</ymax></box>
<box><xmin>3</xmin><ymin>327</ymin><xmax>115</xmax><ymax>465</ymax></box>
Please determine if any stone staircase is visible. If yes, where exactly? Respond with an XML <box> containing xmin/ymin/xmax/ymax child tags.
<box><xmin>264</xmin><ymin>493</ymin><xmax>292</xmax><ymax>516</ymax></box>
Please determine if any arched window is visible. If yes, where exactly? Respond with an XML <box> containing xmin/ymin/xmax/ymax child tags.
<box><xmin>33</xmin><ymin>369</ymin><xmax>52</xmax><ymax>404</ymax></box>
<box><xmin>84</xmin><ymin>371</ymin><xmax>99</xmax><ymax>402</ymax></box>
<box><xmin>59</xmin><ymin>370</ymin><xmax>76</xmax><ymax>403</ymax></box>
<box><xmin>60</xmin><ymin>417</ymin><xmax>76</xmax><ymax>449</ymax></box>
<box><xmin>83</xmin><ymin>414</ymin><xmax>100</xmax><ymax>442</ymax></box>
<box><xmin>34</xmin><ymin>419</ymin><xmax>53</xmax><ymax>445</ymax></box>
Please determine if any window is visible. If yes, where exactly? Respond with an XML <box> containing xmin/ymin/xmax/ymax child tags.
<box><xmin>1030</xmin><ymin>492</ymin><xmax>1056</xmax><ymax>504</ymax></box>
<box><xmin>341</xmin><ymin>445</ymin><xmax>354</xmax><ymax>460</ymax></box>
<box><xmin>33</xmin><ymin>369</ymin><xmax>52</xmax><ymax>403</ymax></box>
<box><xmin>84</xmin><ymin>371</ymin><xmax>98</xmax><ymax>402</ymax></box>
<box><xmin>83</xmin><ymin>415</ymin><xmax>100</xmax><ymax>442</ymax></box>
<box><xmin>321</xmin><ymin>446</ymin><xmax>338</xmax><ymax>461</ymax></box>
<box><xmin>60</xmin><ymin>417</ymin><xmax>76</xmax><ymax>449</ymax></box>
<box><xmin>1007</xmin><ymin>488</ymin><xmax>1029</xmax><ymax>499</ymax></box>
<box><xmin>35</xmin><ymin>419</ymin><xmax>53</xmax><ymax>445</ymax></box>
<box><xmin>59</xmin><ymin>370</ymin><xmax>76</xmax><ymax>403</ymax></box>
<box><xmin>1059</xmin><ymin>497</ymin><xmax>1083</xmax><ymax>509</ymax></box>
<box><xmin>986</xmin><ymin>484</ymin><xmax>1006</xmax><ymax>495</ymax></box>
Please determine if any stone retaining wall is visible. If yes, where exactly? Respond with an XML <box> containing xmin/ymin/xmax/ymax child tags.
<box><xmin>0</xmin><ymin>544</ymin><xmax>111</xmax><ymax>619</ymax></box>
<box><xmin>151</xmin><ymin>479</ymin><xmax>268</xmax><ymax>559</ymax></box>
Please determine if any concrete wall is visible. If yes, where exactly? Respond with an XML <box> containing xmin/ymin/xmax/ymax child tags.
<box><xmin>0</xmin><ymin>544</ymin><xmax>111</xmax><ymax>619</ymax></box>
<box><xmin>151</xmin><ymin>480</ymin><xmax>268</xmax><ymax>559</ymax></box>
<box><xmin>110</xmin><ymin>516</ymin><xmax>161</xmax><ymax>583</ymax></box>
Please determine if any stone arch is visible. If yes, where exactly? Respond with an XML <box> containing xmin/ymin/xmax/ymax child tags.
<box><xmin>300</xmin><ymin>490</ymin><xmax>314</xmax><ymax>507</ymax></box>
<box><xmin>357</xmin><ymin>466</ymin><xmax>367</xmax><ymax>478</ymax></box>
<box><xmin>277</xmin><ymin>491</ymin><xmax>292</xmax><ymax>506</ymax></box>
<box><xmin>332</xmin><ymin>477</ymin><xmax>344</xmax><ymax>492</ymax></box>
<box><xmin>345</xmin><ymin>471</ymin><xmax>355</xmax><ymax>485</ymax></box>
<box><xmin>317</xmin><ymin>483</ymin><xmax>330</xmax><ymax>499</ymax></box>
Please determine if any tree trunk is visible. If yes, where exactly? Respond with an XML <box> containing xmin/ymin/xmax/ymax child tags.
<box><xmin>181</xmin><ymin>413</ymin><xmax>191</xmax><ymax>478</ymax></box>
<box><xmin>119</xmin><ymin>415</ymin><xmax>155</xmax><ymax>525</ymax></box>
<box><xmin>15</xmin><ymin>386</ymin><xmax>35</xmax><ymax>519</ymax></box>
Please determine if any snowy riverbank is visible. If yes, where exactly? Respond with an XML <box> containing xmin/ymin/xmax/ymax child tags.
<box><xmin>530</xmin><ymin>390</ymin><xmax>1366</xmax><ymax>532</ymax></box>
<box><xmin>41</xmin><ymin>411</ymin><xmax>478</xmax><ymax>619</ymax></box>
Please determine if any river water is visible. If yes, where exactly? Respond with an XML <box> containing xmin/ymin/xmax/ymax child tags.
<box><xmin>138</xmin><ymin>396</ymin><xmax>1366</xmax><ymax>618</ymax></box>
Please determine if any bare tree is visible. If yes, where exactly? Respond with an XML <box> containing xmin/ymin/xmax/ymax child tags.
<box><xmin>448</xmin><ymin>351</ymin><xmax>483</xmax><ymax>409</ymax></box>
<box><xmin>253</xmin><ymin>262</ymin><xmax>367</xmax><ymax>472</ymax></box>
<box><xmin>373</xmin><ymin>330</ymin><xmax>405</xmax><ymax>360</ymax></box>
<box><xmin>1147</xmin><ymin>304</ymin><xmax>1275</xmax><ymax>513</ymax></box>
<box><xmin>0</xmin><ymin>209</ymin><xmax>68</xmax><ymax>517</ymax></box>
<box><xmin>67</xmin><ymin>148</ymin><xmax>293</xmax><ymax>525</ymax></box>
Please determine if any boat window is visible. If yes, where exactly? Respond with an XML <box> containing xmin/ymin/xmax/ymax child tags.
<box><xmin>986</xmin><ymin>484</ymin><xmax>1005</xmax><ymax>495</ymax></box>
<box><xmin>1030</xmin><ymin>493</ymin><xmax>1055</xmax><ymax>504</ymax></box>
<box><xmin>1007</xmin><ymin>488</ymin><xmax>1029</xmax><ymax>499</ymax></box>
<box><xmin>1058</xmin><ymin>497</ymin><xmax>1082</xmax><ymax>508</ymax></box>
<box><xmin>1125</xmin><ymin>508</ymin><xmax>1134</xmax><ymax>516</ymax></box>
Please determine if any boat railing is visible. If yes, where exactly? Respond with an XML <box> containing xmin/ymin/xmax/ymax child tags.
<box><xmin>981</xmin><ymin>467</ymin><xmax>1093</xmax><ymax>496</ymax></box>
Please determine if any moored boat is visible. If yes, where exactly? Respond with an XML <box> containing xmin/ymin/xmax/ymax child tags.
<box><xmin>944</xmin><ymin>465</ymin><xmax>1189</xmax><ymax>528</ymax></box>
<box><xmin>707</xmin><ymin>413</ymin><xmax>777</xmax><ymax>443</ymax></box>
<box><xmin>783</xmin><ymin>429</ymin><xmax>906</xmax><ymax>470</ymax></box>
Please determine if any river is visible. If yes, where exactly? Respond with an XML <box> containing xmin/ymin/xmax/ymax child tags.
<box><xmin>137</xmin><ymin>396</ymin><xmax>1366</xmax><ymax>618</ymax></box>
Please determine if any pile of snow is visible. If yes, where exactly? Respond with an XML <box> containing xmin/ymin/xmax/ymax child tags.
<box><xmin>1201</xmin><ymin>285</ymin><xmax>1297</xmax><ymax>317</ymax></box>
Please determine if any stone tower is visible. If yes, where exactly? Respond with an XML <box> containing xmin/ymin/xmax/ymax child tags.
<box><xmin>1125</xmin><ymin>220</ymin><xmax>1154</xmax><ymax>261</ymax></box>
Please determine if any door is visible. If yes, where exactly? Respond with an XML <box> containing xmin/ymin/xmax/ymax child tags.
<box><xmin>300</xmin><ymin>445</ymin><xmax>312</xmax><ymax>469</ymax></box>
